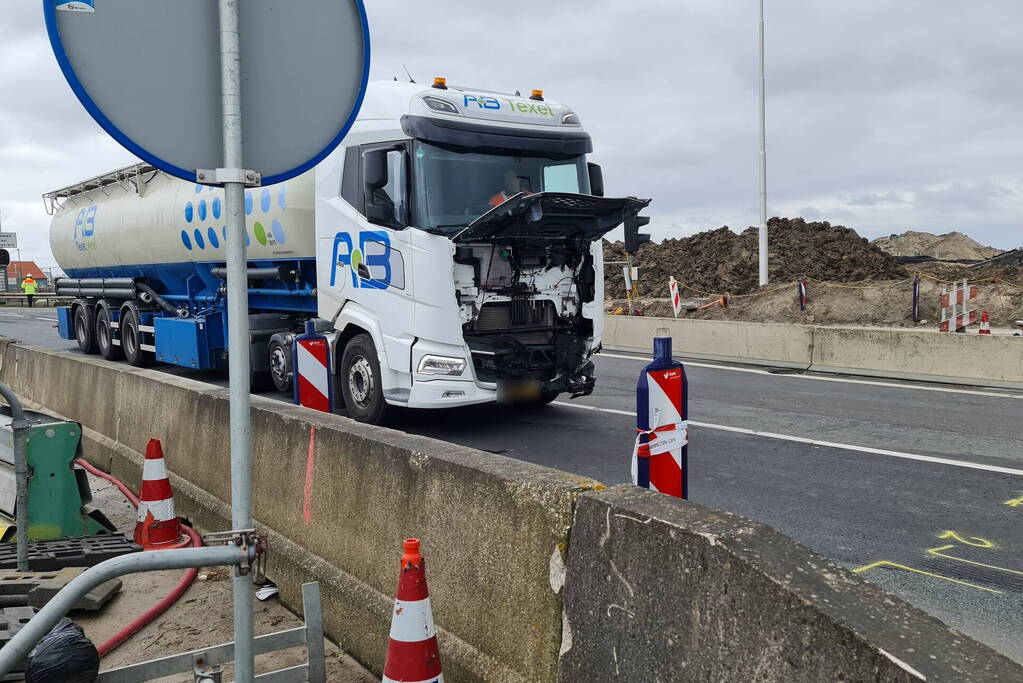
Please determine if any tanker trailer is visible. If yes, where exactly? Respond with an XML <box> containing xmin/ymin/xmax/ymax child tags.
<box><xmin>46</xmin><ymin>163</ymin><xmax>314</xmax><ymax>390</ymax></box>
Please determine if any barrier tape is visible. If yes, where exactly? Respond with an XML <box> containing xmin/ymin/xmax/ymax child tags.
<box><xmin>634</xmin><ymin>421</ymin><xmax>689</xmax><ymax>456</ymax></box>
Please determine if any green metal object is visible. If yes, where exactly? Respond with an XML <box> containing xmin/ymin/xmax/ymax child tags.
<box><xmin>0</xmin><ymin>409</ymin><xmax>115</xmax><ymax>541</ymax></box>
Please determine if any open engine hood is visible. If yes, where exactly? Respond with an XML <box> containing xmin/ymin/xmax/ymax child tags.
<box><xmin>452</xmin><ymin>192</ymin><xmax>651</xmax><ymax>244</ymax></box>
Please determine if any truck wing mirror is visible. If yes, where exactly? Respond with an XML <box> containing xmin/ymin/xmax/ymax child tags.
<box><xmin>363</xmin><ymin>149</ymin><xmax>389</xmax><ymax>191</ymax></box>
<box><xmin>587</xmin><ymin>162</ymin><xmax>604</xmax><ymax>197</ymax></box>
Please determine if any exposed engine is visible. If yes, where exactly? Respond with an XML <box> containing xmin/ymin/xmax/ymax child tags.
<box><xmin>455</xmin><ymin>237</ymin><xmax>597</xmax><ymax>397</ymax></box>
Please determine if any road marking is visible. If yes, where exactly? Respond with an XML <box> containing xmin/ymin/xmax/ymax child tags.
<box><xmin>926</xmin><ymin>544</ymin><xmax>1023</xmax><ymax>577</ymax></box>
<box><xmin>852</xmin><ymin>560</ymin><xmax>1001</xmax><ymax>594</ymax></box>
<box><xmin>597</xmin><ymin>352</ymin><xmax>1023</xmax><ymax>400</ymax></box>
<box><xmin>0</xmin><ymin>313</ymin><xmax>24</xmax><ymax>318</ymax></box>
<box><xmin>39</xmin><ymin>317</ymin><xmax>57</xmax><ymax>322</ymax></box>
<box><xmin>552</xmin><ymin>401</ymin><xmax>1023</xmax><ymax>477</ymax></box>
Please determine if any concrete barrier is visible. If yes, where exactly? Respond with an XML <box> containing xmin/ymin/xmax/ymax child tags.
<box><xmin>603</xmin><ymin>315</ymin><xmax>814</xmax><ymax>369</ymax></box>
<box><xmin>559</xmin><ymin>486</ymin><xmax>1021</xmax><ymax>682</ymax></box>
<box><xmin>603</xmin><ymin>315</ymin><xmax>1023</xmax><ymax>389</ymax></box>
<box><xmin>0</xmin><ymin>339</ymin><xmax>597</xmax><ymax>682</ymax></box>
<box><xmin>811</xmin><ymin>325</ymin><xmax>1023</xmax><ymax>389</ymax></box>
<box><xmin>1</xmin><ymin>339</ymin><xmax>1019</xmax><ymax>681</ymax></box>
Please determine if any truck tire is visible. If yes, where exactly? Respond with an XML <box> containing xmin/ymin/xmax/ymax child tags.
<box><xmin>339</xmin><ymin>333</ymin><xmax>394</xmax><ymax>425</ymax></box>
<box><xmin>73</xmin><ymin>305</ymin><xmax>98</xmax><ymax>355</ymax></box>
<box><xmin>120</xmin><ymin>306</ymin><xmax>153</xmax><ymax>367</ymax></box>
<box><xmin>95</xmin><ymin>305</ymin><xmax>123</xmax><ymax>361</ymax></box>
<box><xmin>267</xmin><ymin>338</ymin><xmax>292</xmax><ymax>393</ymax></box>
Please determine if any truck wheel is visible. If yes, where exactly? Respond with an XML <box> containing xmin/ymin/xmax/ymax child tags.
<box><xmin>73</xmin><ymin>305</ymin><xmax>98</xmax><ymax>354</ymax></box>
<box><xmin>340</xmin><ymin>333</ymin><xmax>394</xmax><ymax>425</ymax></box>
<box><xmin>95</xmin><ymin>306</ymin><xmax>123</xmax><ymax>361</ymax></box>
<box><xmin>538</xmin><ymin>390</ymin><xmax>560</xmax><ymax>405</ymax></box>
<box><xmin>268</xmin><ymin>338</ymin><xmax>292</xmax><ymax>393</ymax></box>
<box><xmin>121</xmin><ymin>307</ymin><xmax>152</xmax><ymax>367</ymax></box>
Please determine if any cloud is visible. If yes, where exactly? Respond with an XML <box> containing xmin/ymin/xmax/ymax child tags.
<box><xmin>2</xmin><ymin>0</ymin><xmax>1023</xmax><ymax>271</ymax></box>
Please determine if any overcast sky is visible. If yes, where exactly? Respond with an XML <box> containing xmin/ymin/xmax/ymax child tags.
<box><xmin>2</xmin><ymin>1</ymin><xmax>1022</xmax><ymax>268</ymax></box>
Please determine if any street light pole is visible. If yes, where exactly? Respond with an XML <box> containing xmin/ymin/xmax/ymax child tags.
<box><xmin>757</xmin><ymin>0</ymin><xmax>769</xmax><ymax>286</ymax></box>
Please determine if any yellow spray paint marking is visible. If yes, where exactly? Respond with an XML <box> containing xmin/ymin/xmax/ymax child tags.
<box><xmin>1004</xmin><ymin>495</ymin><xmax>1023</xmax><ymax>507</ymax></box>
<box><xmin>852</xmin><ymin>560</ymin><xmax>1002</xmax><ymax>594</ymax></box>
<box><xmin>937</xmin><ymin>531</ymin><xmax>994</xmax><ymax>548</ymax></box>
<box><xmin>926</xmin><ymin>545</ymin><xmax>1023</xmax><ymax>577</ymax></box>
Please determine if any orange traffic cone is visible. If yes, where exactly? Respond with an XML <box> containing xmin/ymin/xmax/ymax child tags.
<box><xmin>382</xmin><ymin>539</ymin><xmax>443</xmax><ymax>683</ymax></box>
<box><xmin>133</xmin><ymin>439</ymin><xmax>187</xmax><ymax>550</ymax></box>
<box><xmin>979</xmin><ymin>311</ymin><xmax>992</xmax><ymax>335</ymax></box>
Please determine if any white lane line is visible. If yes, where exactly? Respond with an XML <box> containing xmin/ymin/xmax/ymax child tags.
<box><xmin>597</xmin><ymin>352</ymin><xmax>1023</xmax><ymax>400</ymax></box>
<box><xmin>0</xmin><ymin>313</ymin><xmax>24</xmax><ymax>318</ymax></box>
<box><xmin>552</xmin><ymin>401</ymin><xmax>1023</xmax><ymax>477</ymax></box>
<box><xmin>39</xmin><ymin>317</ymin><xmax>57</xmax><ymax>322</ymax></box>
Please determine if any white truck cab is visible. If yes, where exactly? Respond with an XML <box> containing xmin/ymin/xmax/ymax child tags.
<box><xmin>314</xmin><ymin>79</ymin><xmax>649</xmax><ymax>423</ymax></box>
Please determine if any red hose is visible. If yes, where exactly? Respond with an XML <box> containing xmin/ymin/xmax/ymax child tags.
<box><xmin>74</xmin><ymin>458</ymin><xmax>201</xmax><ymax>657</ymax></box>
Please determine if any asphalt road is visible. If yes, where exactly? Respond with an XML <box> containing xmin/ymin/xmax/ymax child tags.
<box><xmin>4</xmin><ymin>306</ymin><xmax>1022</xmax><ymax>662</ymax></box>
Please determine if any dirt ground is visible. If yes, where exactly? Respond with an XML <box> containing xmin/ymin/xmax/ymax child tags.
<box><xmin>609</xmin><ymin>263</ymin><xmax>1023</xmax><ymax>329</ymax></box>
<box><xmin>69</xmin><ymin>478</ymin><xmax>375</xmax><ymax>682</ymax></box>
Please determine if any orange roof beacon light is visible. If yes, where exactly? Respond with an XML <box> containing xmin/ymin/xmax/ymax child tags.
<box><xmin>530</xmin><ymin>89</ymin><xmax>544</xmax><ymax>101</ymax></box>
<box><xmin>432</xmin><ymin>77</ymin><xmax>448</xmax><ymax>90</ymax></box>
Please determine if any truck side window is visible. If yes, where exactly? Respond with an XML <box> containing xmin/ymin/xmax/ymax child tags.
<box><xmin>360</xmin><ymin>143</ymin><xmax>409</xmax><ymax>229</ymax></box>
<box><xmin>340</xmin><ymin>147</ymin><xmax>360</xmax><ymax>208</ymax></box>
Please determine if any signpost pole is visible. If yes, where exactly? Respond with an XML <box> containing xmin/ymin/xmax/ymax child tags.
<box><xmin>217</xmin><ymin>0</ymin><xmax>254</xmax><ymax>679</ymax></box>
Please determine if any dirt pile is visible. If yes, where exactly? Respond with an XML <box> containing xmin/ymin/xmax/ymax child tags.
<box><xmin>604</xmin><ymin>217</ymin><xmax>906</xmax><ymax>298</ymax></box>
<box><xmin>872</xmin><ymin>231</ymin><xmax>1003</xmax><ymax>260</ymax></box>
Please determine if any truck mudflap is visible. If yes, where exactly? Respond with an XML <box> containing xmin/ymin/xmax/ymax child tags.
<box><xmin>452</xmin><ymin>192</ymin><xmax>651</xmax><ymax>244</ymax></box>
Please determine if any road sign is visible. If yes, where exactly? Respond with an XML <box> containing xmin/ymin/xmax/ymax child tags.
<box><xmin>0</xmin><ymin>234</ymin><xmax>16</xmax><ymax>249</ymax></box>
<box><xmin>44</xmin><ymin>0</ymin><xmax>370</xmax><ymax>185</ymax></box>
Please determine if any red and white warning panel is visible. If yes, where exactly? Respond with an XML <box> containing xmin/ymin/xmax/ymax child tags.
<box><xmin>632</xmin><ymin>337</ymin><xmax>689</xmax><ymax>499</ymax></box>
<box><xmin>669</xmin><ymin>276</ymin><xmax>682</xmax><ymax>318</ymax></box>
<box><xmin>293</xmin><ymin>321</ymin><xmax>333</xmax><ymax>413</ymax></box>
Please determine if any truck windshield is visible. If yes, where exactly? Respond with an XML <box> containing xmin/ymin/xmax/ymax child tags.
<box><xmin>412</xmin><ymin>141</ymin><xmax>590</xmax><ymax>234</ymax></box>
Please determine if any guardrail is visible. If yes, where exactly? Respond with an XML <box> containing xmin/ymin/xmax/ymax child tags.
<box><xmin>0</xmin><ymin>293</ymin><xmax>71</xmax><ymax>307</ymax></box>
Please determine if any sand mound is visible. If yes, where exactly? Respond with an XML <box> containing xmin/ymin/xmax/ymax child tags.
<box><xmin>872</xmin><ymin>231</ymin><xmax>1003</xmax><ymax>261</ymax></box>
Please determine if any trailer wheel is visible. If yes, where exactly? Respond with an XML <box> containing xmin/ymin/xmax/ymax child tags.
<box><xmin>73</xmin><ymin>305</ymin><xmax>98</xmax><ymax>355</ymax></box>
<box><xmin>121</xmin><ymin>306</ymin><xmax>153</xmax><ymax>367</ymax></box>
<box><xmin>339</xmin><ymin>333</ymin><xmax>394</xmax><ymax>425</ymax></box>
<box><xmin>268</xmin><ymin>338</ymin><xmax>292</xmax><ymax>393</ymax></box>
<box><xmin>95</xmin><ymin>306</ymin><xmax>123</xmax><ymax>361</ymax></box>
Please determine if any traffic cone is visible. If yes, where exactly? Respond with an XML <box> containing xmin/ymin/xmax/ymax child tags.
<box><xmin>133</xmin><ymin>439</ymin><xmax>187</xmax><ymax>550</ymax></box>
<box><xmin>383</xmin><ymin>539</ymin><xmax>443</xmax><ymax>683</ymax></box>
<box><xmin>979</xmin><ymin>311</ymin><xmax>992</xmax><ymax>335</ymax></box>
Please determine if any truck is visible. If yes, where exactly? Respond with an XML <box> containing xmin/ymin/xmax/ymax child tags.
<box><xmin>45</xmin><ymin>79</ymin><xmax>650</xmax><ymax>424</ymax></box>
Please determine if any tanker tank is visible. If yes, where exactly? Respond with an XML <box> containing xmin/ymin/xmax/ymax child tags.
<box><xmin>49</xmin><ymin>167</ymin><xmax>315</xmax><ymax>279</ymax></box>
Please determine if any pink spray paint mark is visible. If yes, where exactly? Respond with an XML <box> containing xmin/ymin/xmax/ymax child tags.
<box><xmin>303</xmin><ymin>425</ymin><xmax>316</xmax><ymax>522</ymax></box>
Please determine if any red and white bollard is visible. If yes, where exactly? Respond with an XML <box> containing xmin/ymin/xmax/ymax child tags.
<box><xmin>979</xmin><ymin>311</ymin><xmax>992</xmax><ymax>335</ymax></box>
<box><xmin>633</xmin><ymin>337</ymin><xmax>689</xmax><ymax>499</ymax></box>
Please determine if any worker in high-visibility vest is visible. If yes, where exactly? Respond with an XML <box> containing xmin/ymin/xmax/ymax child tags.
<box><xmin>488</xmin><ymin>169</ymin><xmax>532</xmax><ymax>207</ymax></box>
<box><xmin>20</xmin><ymin>276</ymin><xmax>37</xmax><ymax>308</ymax></box>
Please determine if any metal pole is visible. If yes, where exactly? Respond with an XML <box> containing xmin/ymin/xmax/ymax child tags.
<box><xmin>217</xmin><ymin>1</ymin><xmax>255</xmax><ymax>680</ymax></box>
<box><xmin>0</xmin><ymin>545</ymin><xmax>249</xmax><ymax>677</ymax></box>
<box><xmin>757</xmin><ymin>0</ymin><xmax>769</xmax><ymax>286</ymax></box>
<box><xmin>0</xmin><ymin>382</ymin><xmax>29</xmax><ymax>573</ymax></box>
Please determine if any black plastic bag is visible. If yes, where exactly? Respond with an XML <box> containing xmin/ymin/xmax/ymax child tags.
<box><xmin>25</xmin><ymin>617</ymin><xmax>99</xmax><ymax>683</ymax></box>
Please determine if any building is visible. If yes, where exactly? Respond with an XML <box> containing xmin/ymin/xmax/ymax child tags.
<box><xmin>5</xmin><ymin>261</ymin><xmax>50</xmax><ymax>290</ymax></box>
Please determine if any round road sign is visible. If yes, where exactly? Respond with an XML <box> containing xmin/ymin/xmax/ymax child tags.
<box><xmin>44</xmin><ymin>0</ymin><xmax>370</xmax><ymax>185</ymax></box>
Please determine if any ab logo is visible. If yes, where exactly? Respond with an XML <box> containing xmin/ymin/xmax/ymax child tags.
<box><xmin>331</xmin><ymin>230</ymin><xmax>393</xmax><ymax>290</ymax></box>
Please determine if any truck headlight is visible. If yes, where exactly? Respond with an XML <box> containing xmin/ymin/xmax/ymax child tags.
<box><xmin>417</xmin><ymin>355</ymin><xmax>467</xmax><ymax>376</ymax></box>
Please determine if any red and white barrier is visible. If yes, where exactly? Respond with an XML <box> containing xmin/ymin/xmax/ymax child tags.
<box><xmin>293</xmin><ymin>322</ymin><xmax>333</xmax><ymax>412</ymax></box>
<box><xmin>133</xmin><ymin>439</ymin><xmax>186</xmax><ymax>550</ymax></box>
<box><xmin>383</xmin><ymin>539</ymin><xmax>443</xmax><ymax>683</ymax></box>
<box><xmin>940</xmin><ymin>279</ymin><xmax>979</xmax><ymax>333</ymax></box>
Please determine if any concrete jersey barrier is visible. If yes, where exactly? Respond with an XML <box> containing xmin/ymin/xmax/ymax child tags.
<box><xmin>0</xmin><ymin>338</ymin><xmax>1019</xmax><ymax>681</ymax></box>
<box><xmin>559</xmin><ymin>486</ymin><xmax>1022</xmax><ymax>682</ymax></box>
<box><xmin>603</xmin><ymin>315</ymin><xmax>1023</xmax><ymax>389</ymax></box>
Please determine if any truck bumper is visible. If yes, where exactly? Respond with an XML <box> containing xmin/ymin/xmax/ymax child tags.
<box><xmin>401</xmin><ymin>378</ymin><xmax>496</xmax><ymax>409</ymax></box>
